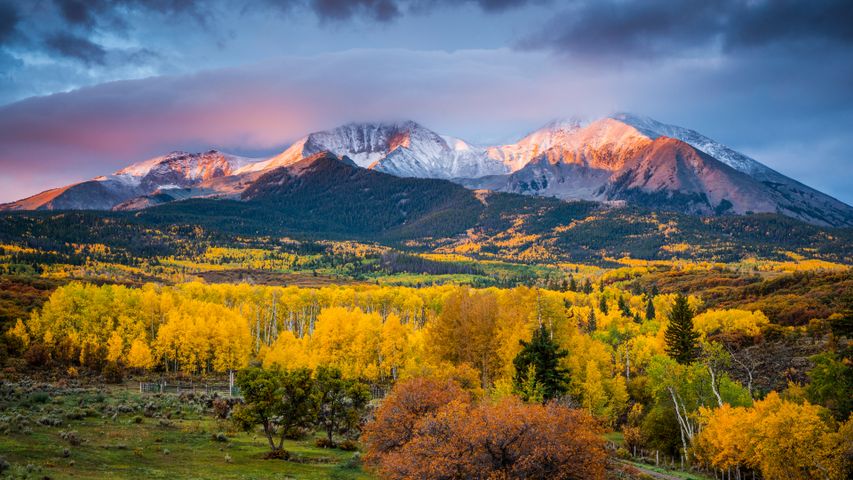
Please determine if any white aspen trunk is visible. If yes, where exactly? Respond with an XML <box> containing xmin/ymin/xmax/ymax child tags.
<box><xmin>709</xmin><ymin>365</ymin><xmax>724</xmax><ymax>407</ymax></box>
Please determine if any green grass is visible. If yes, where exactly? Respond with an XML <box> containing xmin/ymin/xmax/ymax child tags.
<box><xmin>622</xmin><ymin>459</ymin><xmax>713</xmax><ymax>480</ymax></box>
<box><xmin>0</xmin><ymin>387</ymin><xmax>373</xmax><ymax>480</ymax></box>
<box><xmin>603</xmin><ymin>431</ymin><xmax>625</xmax><ymax>446</ymax></box>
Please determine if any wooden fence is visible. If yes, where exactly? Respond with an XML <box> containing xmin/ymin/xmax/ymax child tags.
<box><xmin>138</xmin><ymin>382</ymin><xmax>240</xmax><ymax>397</ymax></box>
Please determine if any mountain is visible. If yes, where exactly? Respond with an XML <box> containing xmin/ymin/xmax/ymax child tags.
<box><xmin>463</xmin><ymin>116</ymin><xmax>853</xmax><ymax>226</ymax></box>
<box><xmin>145</xmin><ymin>152</ymin><xmax>488</xmax><ymax>239</ymax></box>
<box><xmin>3</xmin><ymin>115</ymin><xmax>851</xmax><ymax>227</ymax></box>
<box><xmin>236</xmin><ymin>121</ymin><xmax>508</xmax><ymax>179</ymax></box>
<box><xmin>1</xmin><ymin>150</ymin><xmax>262</xmax><ymax>211</ymax></box>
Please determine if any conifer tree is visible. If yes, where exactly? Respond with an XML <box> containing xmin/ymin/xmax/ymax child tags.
<box><xmin>618</xmin><ymin>296</ymin><xmax>631</xmax><ymax>317</ymax></box>
<box><xmin>587</xmin><ymin>309</ymin><xmax>597</xmax><ymax>333</ymax></box>
<box><xmin>513</xmin><ymin>325</ymin><xmax>569</xmax><ymax>402</ymax></box>
<box><xmin>645</xmin><ymin>297</ymin><xmax>656</xmax><ymax>320</ymax></box>
<box><xmin>664</xmin><ymin>294</ymin><xmax>700</xmax><ymax>364</ymax></box>
<box><xmin>599</xmin><ymin>296</ymin><xmax>608</xmax><ymax>314</ymax></box>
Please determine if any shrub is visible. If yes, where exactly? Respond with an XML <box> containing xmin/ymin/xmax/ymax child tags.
<box><xmin>59</xmin><ymin>430</ymin><xmax>82</xmax><ymax>446</ymax></box>
<box><xmin>263</xmin><ymin>449</ymin><xmax>290</xmax><ymax>460</ymax></box>
<box><xmin>0</xmin><ymin>457</ymin><xmax>9</xmax><ymax>474</ymax></box>
<box><xmin>315</xmin><ymin>437</ymin><xmax>335</xmax><ymax>449</ymax></box>
<box><xmin>102</xmin><ymin>362</ymin><xmax>124</xmax><ymax>384</ymax></box>
<box><xmin>362</xmin><ymin>377</ymin><xmax>468</xmax><ymax>457</ymax></box>
<box><xmin>23</xmin><ymin>344</ymin><xmax>51</xmax><ymax>368</ymax></box>
<box><xmin>212</xmin><ymin>398</ymin><xmax>231</xmax><ymax>419</ymax></box>
<box><xmin>38</xmin><ymin>416</ymin><xmax>63</xmax><ymax>427</ymax></box>
<box><xmin>28</xmin><ymin>391</ymin><xmax>51</xmax><ymax>404</ymax></box>
<box><xmin>133</xmin><ymin>416</ymin><xmax>143</xmax><ymax>424</ymax></box>
<box><xmin>365</xmin><ymin>380</ymin><xmax>606</xmax><ymax>480</ymax></box>
<box><xmin>65</xmin><ymin>409</ymin><xmax>86</xmax><ymax>420</ymax></box>
<box><xmin>338</xmin><ymin>439</ymin><xmax>359</xmax><ymax>451</ymax></box>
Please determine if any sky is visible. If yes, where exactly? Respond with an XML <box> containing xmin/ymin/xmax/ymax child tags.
<box><xmin>0</xmin><ymin>0</ymin><xmax>851</xmax><ymax>204</ymax></box>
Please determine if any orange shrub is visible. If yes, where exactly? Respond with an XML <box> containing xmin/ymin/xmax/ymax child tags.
<box><xmin>365</xmin><ymin>379</ymin><xmax>606</xmax><ymax>480</ymax></box>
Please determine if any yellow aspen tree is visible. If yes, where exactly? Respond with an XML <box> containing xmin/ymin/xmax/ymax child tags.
<box><xmin>126</xmin><ymin>337</ymin><xmax>154</xmax><ymax>370</ymax></box>
<box><xmin>106</xmin><ymin>331</ymin><xmax>124</xmax><ymax>363</ymax></box>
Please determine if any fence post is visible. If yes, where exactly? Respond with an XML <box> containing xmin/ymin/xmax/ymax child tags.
<box><xmin>655</xmin><ymin>450</ymin><xmax>659</xmax><ymax>466</ymax></box>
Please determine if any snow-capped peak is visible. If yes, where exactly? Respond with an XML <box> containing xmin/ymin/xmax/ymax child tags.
<box><xmin>609</xmin><ymin>113</ymin><xmax>771</xmax><ymax>176</ymax></box>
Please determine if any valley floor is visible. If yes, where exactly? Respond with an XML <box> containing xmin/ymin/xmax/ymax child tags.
<box><xmin>0</xmin><ymin>382</ymin><xmax>369</xmax><ymax>480</ymax></box>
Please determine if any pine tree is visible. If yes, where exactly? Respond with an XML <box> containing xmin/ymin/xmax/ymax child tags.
<box><xmin>645</xmin><ymin>297</ymin><xmax>656</xmax><ymax>320</ymax></box>
<box><xmin>618</xmin><ymin>296</ymin><xmax>631</xmax><ymax>317</ymax></box>
<box><xmin>587</xmin><ymin>309</ymin><xmax>597</xmax><ymax>333</ymax></box>
<box><xmin>598</xmin><ymin>296</ymin><xmax>608</xmax><ymax>315</ymax></box>
<box><xmin>513</xmin><ymin>325</ymin><xmax>569</xmax><ymax>402</ymax></box>
<box><xmin>569</xmin><ymin>275</ymin><xmax>577</xmax><ymax>292</ymax></box>
<box><xmin>582</xmin><ymin>279</ymin><xmax>592</xmax><ymax>294</ymax></box>
<box><xmin>664</xmin><ymin>294</ymin><xmax>700</xmax><ymax>364</ymax></box>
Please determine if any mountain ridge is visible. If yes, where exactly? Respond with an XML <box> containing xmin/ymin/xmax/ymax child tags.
<box><xmin>2</xmin><ymin>114</ymin><xmax>851</xmax><ymax>227</ymax></box>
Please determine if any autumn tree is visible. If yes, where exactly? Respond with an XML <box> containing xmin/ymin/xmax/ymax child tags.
<box><xmin>365</xmin><ymin>384</ymin><xmax>606</xmax><ymax>480</ymax></box>
<box><xmin>314</xmin><ymin>366</ymin><xmax>371</xmax><ymax>445</ymax></box>
<box><xmin>363</xmin><ymin>377</ymin><xmax>469</xmax><ymax>458</ymax></box>
<box><xmin>426</xmin><ymin>288</ymin><xmax>501</xmax><ymax>387</ymax></box>
<box><xmin>126</xmin><ymin>337</ymin><xmax>154</xmax><ymax>369</ymax></box>
<box><xmin>232</xmin><ymin>367</ymin><xmax>317</xmax><ymax>457</ymax></box>
<box><xmin>512</xmin><ymin>325</ymin><xmax>569</xmax><ymax>402</ymax></box>
<box><xmin>695</xmin><ymin>392</ymin><xmax>853</xmax><ymax>480</ymax></box>
<box><xmin>664</xmin><ymin>294</ymin><xmax>699</xmax><ymax>364</ymax></box>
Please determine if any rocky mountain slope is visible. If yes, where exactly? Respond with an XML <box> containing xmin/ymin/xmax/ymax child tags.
<box><xmin>3</xmin><ymin>115</ymin><xmax>851</xmax><ymax>227</ymax></box>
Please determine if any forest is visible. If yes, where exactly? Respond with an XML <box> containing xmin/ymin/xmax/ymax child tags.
<box><xmin>1</xmin><ymin>258</ymin><xmax>851</xmax><ymax>479</ymax></box>
<box><xmin>0</xmin><ymin>212</ymin><xmax>851</xmax><ymax>479</ymax></box>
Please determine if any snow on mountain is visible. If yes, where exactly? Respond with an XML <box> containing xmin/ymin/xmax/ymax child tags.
<box><xmin>610</xmin><ymin>113</ymin><xmax>772</xmax><ymax>176</ymax></box>
<box><xmin>114</xmin><ymin>150</ymin><xmax>261</xmax><ymax>188</ymax></box>
<box><xmin>3</xmin><ymin>115</ymin><xmax>851</xmax><ymax>227</ymax></box>
<box><xmin>238</xmin><ymin>121</ymin><xmax>508</xmax><ymax>179</ymax></box>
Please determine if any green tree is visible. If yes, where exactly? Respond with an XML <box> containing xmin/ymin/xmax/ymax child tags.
<box><xmin>314</xmin><ymin>366</ymin><xmax>371</xmax><ymax>445</ymax></box>
<box><xmin>587</xmin><ymin>308</ymin><xmax>597</xmax><ymax>333</ymax></box>
<box><xmin>512</xmin><ymin>325</ymin><xmax>569</xmax><ymax>402</ymax></box>
<box><xmin>618</xmin><ymin>296</ymin><xmax>631</xmax><ymax>317</ymax></box>
<box><xmin>599</xmin><ymin>295</ymin><xmax>608</xmax><ymax>314</ymax></box>
<box><xmin>664</xmin><ymin>294</ymin><xmax>699</xmax><ymax>365</ymax></box>
<box><xmin>645</xmin><ymin>297</ymin><xmax>656</xmax><ymax>320</ymax></box>
<box><xmin>806</xmin><ymin>350</ymin><xmax>853</xmax><ymax>420</ymax></box>
<box><xmin>232</xmin><ymin>367</ymin><xmax>317</xmax><ymax>456</ymax></box>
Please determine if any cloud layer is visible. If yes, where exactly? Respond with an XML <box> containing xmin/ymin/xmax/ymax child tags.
<box><xmin>0</xmin><ymin>1</ymin><xmax>850</xmax><ymax>206</ymax></box>
<box><xmin>1</xmin><ymin>46</ymin><xmax>851</xmax><ymax>205</ymax></box>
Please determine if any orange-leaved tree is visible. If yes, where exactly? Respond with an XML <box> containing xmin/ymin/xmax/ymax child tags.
<box><xmin>364</xmin><ymin>378</ymin><xmax>606</xmax><ymax>480</ymax></box>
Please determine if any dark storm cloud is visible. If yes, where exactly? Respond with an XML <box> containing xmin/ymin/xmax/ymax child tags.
<box><xmin>724</xmin><ymin>0</ymin><xmax>853</xmax><ymax>50</ymax></box>
<box><xmin>311</xmin><ymin>0</ymin><xmax>401</xmax><ymax>23</ymax></box>
<box><xmin>0</xmin><ymin>1</ymin><xmax>20</xmax><ymax>44</ymax></box>
<box><xmin>44</xmin><ymin>32</ymin><xmax>108</xmax><ymax>65</ymax></box>
<box><xmin>265</xmin><ymin>0</ymin><xmax>536</xmax><ymax>22</ymax></box>
<box><xmin>55</xmin><ymin>0</ymin><xmax>102</xmax><ymax>28</ymax></box>
<box><xmin>522</xmin><ymin>0</ymin><xmax>853</xmax><ymax>59</ymax></box>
